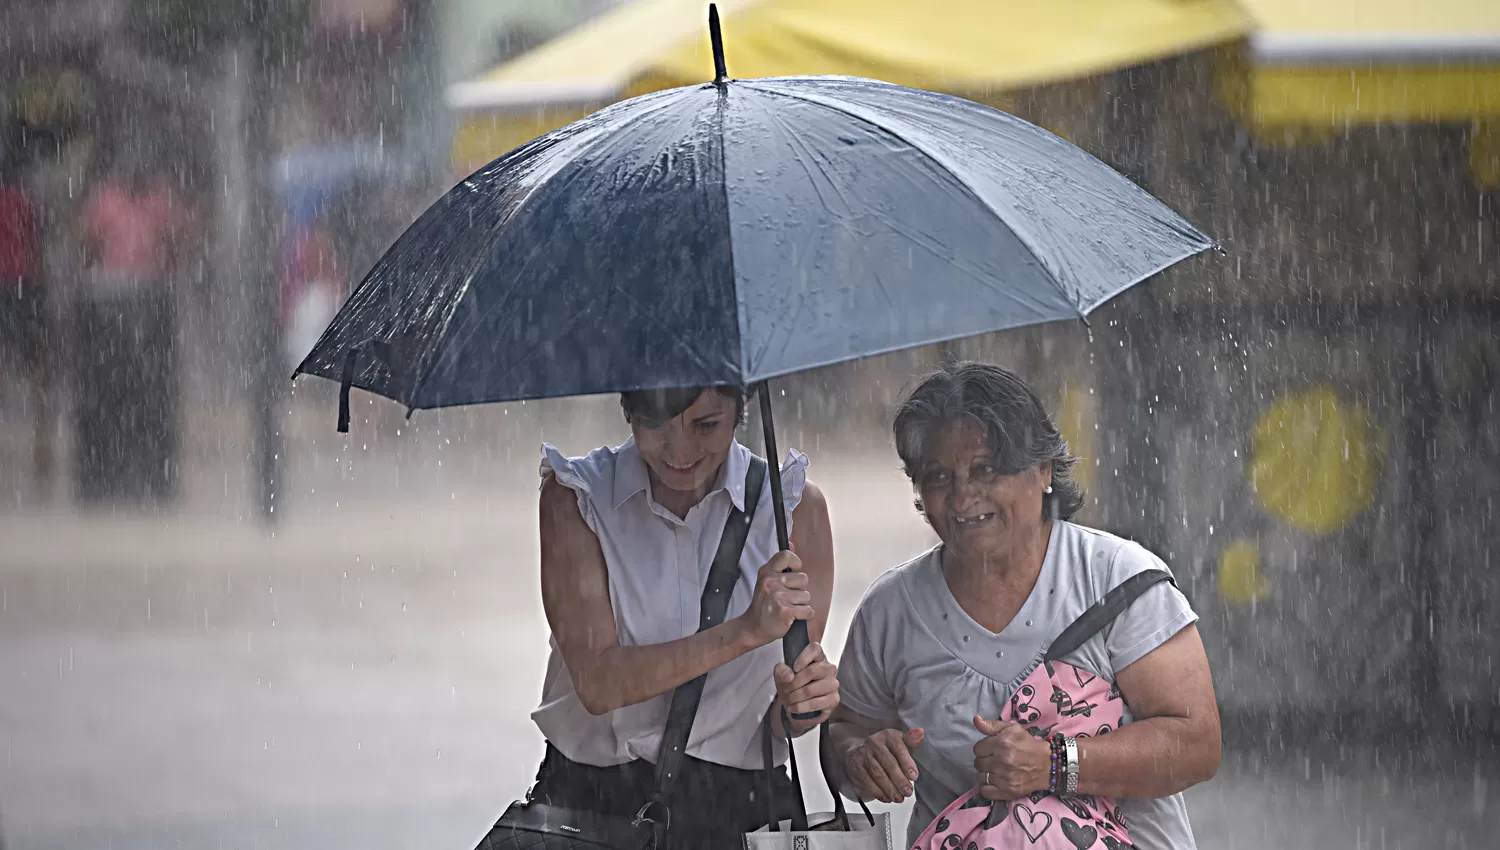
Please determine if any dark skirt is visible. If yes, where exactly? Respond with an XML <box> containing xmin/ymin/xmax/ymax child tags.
<box><xmin>527</xmin><ymin>743</ymin><xmax>798</xmax><ymax>850</ymax></box>
<box><xmin>71</xmin><ymin>291</ymin><xmax>178</xmax><ymax>506</ymax></box>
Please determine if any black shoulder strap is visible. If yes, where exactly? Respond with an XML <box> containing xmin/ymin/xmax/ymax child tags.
<box><xmin>650</xmin><ymin>457</ymin><xmax>768</xmax><ymax>805</ymax></box>
<box><xmin>1043</xmin><ymin>568</ymin><xmax>1175</xmax><ymax>663</ymax></box>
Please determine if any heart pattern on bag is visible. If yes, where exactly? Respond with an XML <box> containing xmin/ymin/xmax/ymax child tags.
<box><xmin>909</xmin><ymin>658</ymin><xmax>1134</xmax><ymax>850</ymax></box>
<box><xmin>1061</xmin><ymin>818</ymin><xmax>1097</xmax><ymax>849</ymax></box>
<box><xmin>1012</xmin><ymin>804</ymin><xmax>1053</xmax><ymax>843</ymax></box>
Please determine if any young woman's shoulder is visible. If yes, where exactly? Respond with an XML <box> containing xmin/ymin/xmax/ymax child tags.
<box><xmin>539</xmin><ymin>442</ymin><xmax>624</xmax><ymax>533</ymax></box>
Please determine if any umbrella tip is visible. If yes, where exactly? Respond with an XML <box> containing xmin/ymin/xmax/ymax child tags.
<box><xmin>709</xmin><ymin>3</ymin><xmax>727</xmax><ymax>85</ymax></box>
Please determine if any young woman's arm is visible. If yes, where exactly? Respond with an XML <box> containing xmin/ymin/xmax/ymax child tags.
<box><xmin>539</xmin><ymin>474</ymin><xmax>814</xmax><ymax>715</ymax></box>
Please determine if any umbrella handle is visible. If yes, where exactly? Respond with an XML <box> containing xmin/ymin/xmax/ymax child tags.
<box><xmin>758</xmin><ymin>383</ymin><xmax>818</xmax><ymax>720</ymax></box>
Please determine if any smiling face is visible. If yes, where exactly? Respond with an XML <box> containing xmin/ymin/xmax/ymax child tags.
<box><xmin>629</xmin><ymin>389</ymin><xmax>739</xmax><ymax>498</ymax></box>
<box><xmin>916</xmin><ymin>418</ymin><xmax>1052</xmax><ymax>560</ymax></box>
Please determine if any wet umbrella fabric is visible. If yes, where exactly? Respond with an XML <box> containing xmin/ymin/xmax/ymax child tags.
<box><xmin>294</xmin><ymin>74</ymin><xmax>1213</xmax><ymax>412</ymax></box>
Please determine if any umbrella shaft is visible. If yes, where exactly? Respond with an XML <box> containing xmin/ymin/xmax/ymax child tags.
<box><xmin>758</xmin><ymin>386</ymin><xmax>791</xmax><ymax>551</ymax></box>
<box><xmin>758</xmin><ymin>383</ymin><xmax>817</xmax><ymax>719</ymax></box>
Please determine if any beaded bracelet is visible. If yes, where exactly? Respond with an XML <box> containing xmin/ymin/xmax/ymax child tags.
<box><xmin>1048</xmin><ymin>734</ymin><xmax>1066</xmax><ymax>794</ymax></box>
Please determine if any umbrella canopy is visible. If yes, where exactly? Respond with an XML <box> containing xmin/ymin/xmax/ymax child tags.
<box><xmin>296</xmin><ymin>75</ymin><xmax>1214</xmax><ymax>411</ymax></box>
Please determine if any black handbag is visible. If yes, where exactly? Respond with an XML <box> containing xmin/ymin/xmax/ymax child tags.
<box><xmin>475</xmin><ymin>458</ymin><xmax>769</xmax><ymax>850</ymax></box>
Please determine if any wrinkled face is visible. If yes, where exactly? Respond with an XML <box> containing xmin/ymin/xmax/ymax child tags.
<box><xmin>630</xmin><ymin>390</ymin><xmax>738</xmax><ymax>496</ymax></box>
<box><xmin>916</xmin><ymin>418</ymin><xmax>1051</xmax><ymax>556</ymax></box>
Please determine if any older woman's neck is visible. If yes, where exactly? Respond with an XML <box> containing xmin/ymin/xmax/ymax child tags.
<box><xmin>945</xmin><ymin>520</ymin><xmax>1054</xmax><ymax>589</ymax></box>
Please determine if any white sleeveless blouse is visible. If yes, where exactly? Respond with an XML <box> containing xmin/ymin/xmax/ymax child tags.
<box><xmin>533</xmin><ymin>436</ymin><xmax>810</xmax><ymax>770</ymax></box>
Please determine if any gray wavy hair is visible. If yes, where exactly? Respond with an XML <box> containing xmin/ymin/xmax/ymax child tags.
<box><xmin>893</xmin><ymin>361</ymin><xmax>1084</xmax><ymax>520</ymax></box>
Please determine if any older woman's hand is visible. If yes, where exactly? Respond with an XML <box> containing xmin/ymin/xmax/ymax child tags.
<box><xmin>973</xmin><ymin>716</ymin><xmax>1051</xmax><ymax>801</ymax></box>
<box><xmin>774</xmin><ymin>641</ymin><xmax>840</xmax><ymax>733</ymax></box>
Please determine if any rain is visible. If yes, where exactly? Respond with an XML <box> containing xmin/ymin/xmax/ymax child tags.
<box><xmin>0</xmin><ymin>1</ymin><xmax>1496</xmax><ymax>849</ymax></box>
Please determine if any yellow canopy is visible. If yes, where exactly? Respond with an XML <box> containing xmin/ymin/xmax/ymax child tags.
<box><xmin>1221</xmin><ymin>0</ymin><xmax>1500</xmax><ymax>130</ymax></box>
<box><xmin>449</xmin><ymin>0</ymin><xmax>1252</xmax><ymax>173</ymax></box>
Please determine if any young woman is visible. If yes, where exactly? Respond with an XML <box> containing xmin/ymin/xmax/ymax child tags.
<box><xmin>525</xmin><ymin>385</ymin><xmax>840</xmax><ymax>848</ymax></box>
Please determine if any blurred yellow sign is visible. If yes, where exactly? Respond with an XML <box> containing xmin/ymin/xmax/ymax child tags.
<box><xmin>1218</xmin><ymin>539</ymin><xmax>1269</xmax><ymax>605</ymax></box>
<box><xmin>1223</xmin><ymin>0</ymin><xmax>1500</xmax><ymax>134</ymax></box>
<box><xmin>1055</xmin><ymin>383</ymin><xmax>1096</xmax><ymax>497</ymax></box>
<box><xmin>1249</xmin><ymin>387</ymin><xmax>1382</xmax><ymax>533</ymax></box>
<box><xmin>448</xmin><ymin>0</ymin><xmax>1252</xmax><ymax>174</ymax></box>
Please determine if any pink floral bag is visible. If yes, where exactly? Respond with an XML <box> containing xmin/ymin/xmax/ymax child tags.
<box><xmin>911</xmin><ymin>570</ymin><xmax>1173</xmax><ymax>850</ymax></box>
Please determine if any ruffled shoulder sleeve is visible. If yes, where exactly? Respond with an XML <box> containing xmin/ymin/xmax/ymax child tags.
<box><xmin>777</xmin><ymin>449</ymin><xmax>811</xmax><ymax>519</ymax></box>
<box><xmin>539</xmin><ymin>443</ymin><xmax>602</xmax><ymax>533</ymax></box>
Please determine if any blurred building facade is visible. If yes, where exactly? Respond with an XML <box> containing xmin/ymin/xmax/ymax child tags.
<box><xmin>0</xmin><ymin>0</ymin><xmax>626</xmax><ymax>513</ymax></box>
<box><xmin>445</xmin><ymin>0</ymin><xmax>1500</xmax><ymax>737</ymax></box>
<box><xmin>3</xmin><ymin>0</ymin><xmax>1496</xmax><ymax>737</ymax></box>
<box><xmin>972</xmin><ymin>57</ymin><xmax>1499</xmax><ymax>740</ymax></box>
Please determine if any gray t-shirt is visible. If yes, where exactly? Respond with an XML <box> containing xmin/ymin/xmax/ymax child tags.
<box><xmin>838</xmin><ymin>521</ymin><xmax>1200</xmax><ymax>850</ymax></box>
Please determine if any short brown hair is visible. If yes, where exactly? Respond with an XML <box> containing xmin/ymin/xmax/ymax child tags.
<box><xmin>620</xmin><ymin>385</ymin><xmax>749</xmax><ymax>426</ymax></box>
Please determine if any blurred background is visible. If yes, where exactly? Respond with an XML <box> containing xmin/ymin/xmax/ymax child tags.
<box><xmin>0</xmin><ymin>0</ymin><xmax>1497</xmax><ymax>847</ymax></box>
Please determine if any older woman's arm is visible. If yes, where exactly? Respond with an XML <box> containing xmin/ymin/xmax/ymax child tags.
<box><xmin>975</xmin><ymin>624</ymin><xmax>1220</xmax><ymax>801</ymax></box>
<box><xmin>1075</xmin><ymin>623</ymin><xmax>1220</xmax><ymax>796</ymax></box>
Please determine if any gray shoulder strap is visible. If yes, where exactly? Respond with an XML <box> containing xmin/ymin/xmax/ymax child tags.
<box><xmin>1043</xmin><ymin>569</ymin><xmax>1175</xmax><ymax>663</ymax></box>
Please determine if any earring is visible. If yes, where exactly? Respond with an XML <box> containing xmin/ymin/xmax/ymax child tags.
<box><xmin>1044</xmin><ymin>485</ymin><xmax>1053</xmax><ymax>494</ymax></box>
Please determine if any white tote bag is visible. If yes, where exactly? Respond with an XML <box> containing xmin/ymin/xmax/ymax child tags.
<box><xmin>742</xmin><ymin>715</ymin><xmax>896</xmax><ymax>850</ymax></box>
<box><xmin>743</xmin><ymin>810</ymin><xmax>895</xmax><ymax>850</ymax></box>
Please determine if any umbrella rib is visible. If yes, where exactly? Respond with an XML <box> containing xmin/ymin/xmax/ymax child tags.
<box><xmin>876</xmin><ymin>215</ymin><xmax>1063</xmax><ymax>315</ymax></box>
<box><xmin>744</xmin><ymin>107</ymin><xmax>853</xmax><ymax>374</ymax></box>
<box><xmin>309</xmin><ymin>187</ymin><xmax>491</xmax><ymax>402</ymax></box>
<box><xmin>741</xmin><ymin>87</ymin><xmax>1067</xmax><ymax>367</ymax></box>
<box><xmin>741</xmin><ymin>81</ymin><xmax>1084</xmax><ymax>314</ymax></box>
<box><xmin>606</xmin><ymin>286</ymin><xmax>722</xmax><ymax>378</ymax></box>
<box><xmin>406</xmin><ymin>90</ymin><xmax>699</xmax><ymax>408</ymax></box>
<box><xmin>749</xmin><ymin>311</ymin><xmax>1072</xmax><ymax>388</ymax></box>
<box><xmin>715</xmin><ymin>84</ymin><xmax>748</xmax><ymax>386</ymax></box>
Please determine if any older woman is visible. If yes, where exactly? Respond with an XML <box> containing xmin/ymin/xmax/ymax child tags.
<box><xmin>830</xmin><ymin>362</ymin><xmax>1219</xmax><ymax>849</ymax></box>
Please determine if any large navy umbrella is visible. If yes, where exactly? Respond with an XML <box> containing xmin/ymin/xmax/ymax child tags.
<box><xmin>295</xmin><ymin>4</ymin><xmax>1212</xmax><ymax>704</ymax></box>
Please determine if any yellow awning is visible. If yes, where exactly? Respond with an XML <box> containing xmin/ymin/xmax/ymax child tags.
<box><xmin>1221</xmin><ymin>0</ymin><xmax>1500</xmax><ymax>130</ymax></box>
<box><xmin>450</xmin><ymin>0</ymin><xmax>1252</xmax><ymax>174</ymax></box>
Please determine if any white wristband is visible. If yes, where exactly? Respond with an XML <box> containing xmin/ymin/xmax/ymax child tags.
<box><xmin>1064</xmin><ymin>736</ymin><xmax>1080</xmax><ymax>795</ymax></box>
